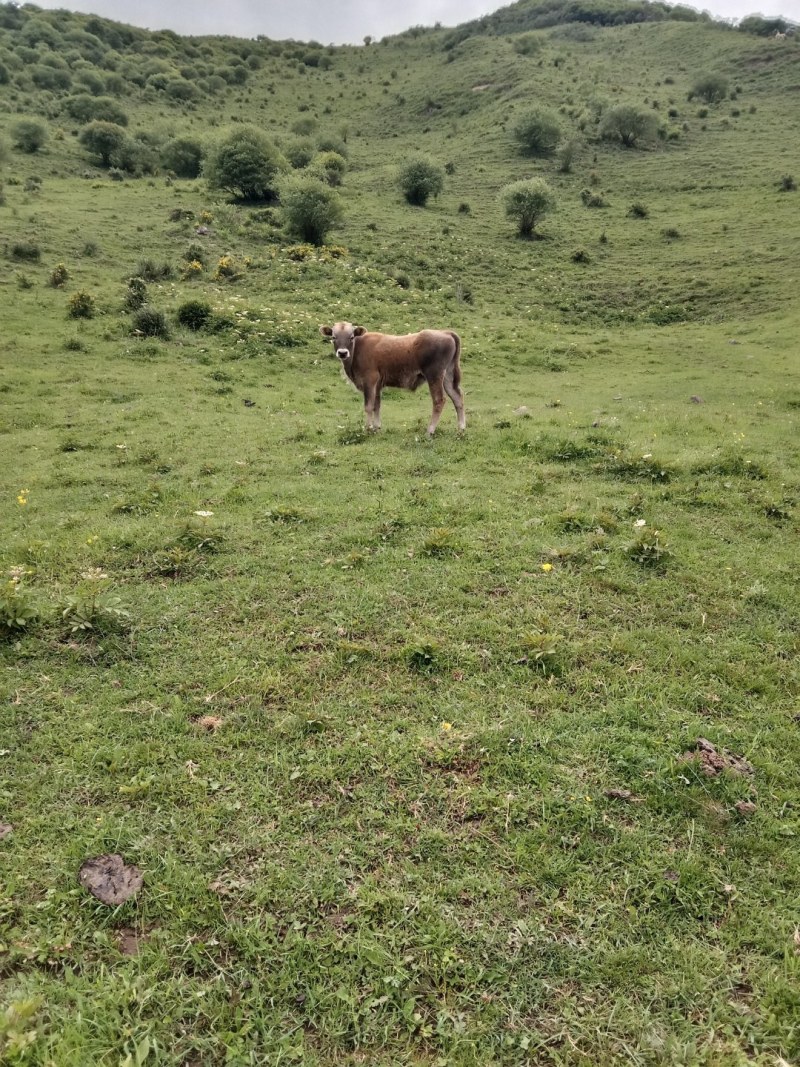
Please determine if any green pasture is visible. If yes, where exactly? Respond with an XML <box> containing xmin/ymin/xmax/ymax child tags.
<box><xmin>1</xmin><ymin>4</ymin><xmax>799</xmax><ymax>1063</ymax></box>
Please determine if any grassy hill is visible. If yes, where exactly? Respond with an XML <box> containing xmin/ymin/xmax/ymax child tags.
<box><xmin>1</xmin><ymin>2</ymin><xmax>799</xmax><ymax>1064</ymax></box>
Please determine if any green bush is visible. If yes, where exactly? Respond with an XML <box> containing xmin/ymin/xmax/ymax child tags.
<box><xmin>501</xmin><ymin>177</ymin><xmax>556</xmax><ymax>238</ymax></box>
<box><xmin>124</xmin><ymin>277</ymin><xmax>148</xmax><ymax>310</ymax></box>
<box><xmin>689</xmin><ymin>73</ymin><xmax>729</xmax><ymax>104</ymax></box>
<box><xmin>79</xmin><ymin>121</ymin><xmax>127</xmax><ymax>166</ymax></box>
<box><xmin>65</xmin><ymin>94</ymin><xmax>128</xmax><ymax>125</ymax></box>
<box><xmin>310</xmin><ymin>150</ymin><xmax>347</xmax><ymax>187</ymax></box>
<box><xmin>68</xmin><ymin>291</ymin><xmax>96</xmax><ymax>319</ymax></box>
<box><xmin>513</xmin><ymin>32</ymin><xmax>543</xmax><ymax>55</ymax></box>
<box><xmin>12</xmin><ymin>119</ymin><xmax>48</xmax><ymax>154</ymax></box>
<box><xmin>279</xmin><ymin>175</ymin><xmax>344</xmax><ymax>245</ymax></box>
<box><xmin>398</xmin><ymin>156</ymin><xmax>444</xmax><ymax>206</ymax></box>
<box><xmin>177</xmin><ymin>299</ymin><xmax>212</xmax><ymax>331</ymax></box>
<box><xmin>160</xmin><ymin>136</ymin><xmax>204</xmax><ymax>178</ymax></box>
<box><xmin>204</xmin><ymin>126</ymin><xmax>288</xmax><ymax>201</ymax></box>
<box><xmin>132</xmin><ymin>306</ymin><xmax>170</xmax><ymax>339</ymax></box>
<box><xmin>316</xmin><ymin>134</ymin><xmax>348</xmax><ymax>158</ymax></box>
<box><xmin>11</xmin><ymin>241</ymin><xmax>41</xmax><ymax>262</ymax></box>
<box><xmin>284</xmin><ymin>137</ymin><xmax>316</xmax><ymax>169</ymax></box>
<box><xmin>600</xmin><ymin>105</ymin><xmax>657</xmax><ymax>148</ymax></box>
<box><xmin>512</xmin><ymin>107</ymin><xmax>561</xmax><ymax>156</ymax></box>
<box><xmin>49</xmin><ymin>262</ymin><xmax>70</xmax><ymax>288</ymax></box>
<box><xmin>135</xmin><ymin>259</ymin><xmax>173</xmax><ymax>282</ymax></box>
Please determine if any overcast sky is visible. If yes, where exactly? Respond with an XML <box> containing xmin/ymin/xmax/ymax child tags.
<box><xmin>30</xmin><ymin>0</ymin><xmax>799</xmax><ymax>44</ymax></box>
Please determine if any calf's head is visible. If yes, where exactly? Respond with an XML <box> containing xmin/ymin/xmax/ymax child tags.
<box><xmin>319</xmin><ymin>321</ymin><xmax>366</xmax><ymax>362</ymax></box>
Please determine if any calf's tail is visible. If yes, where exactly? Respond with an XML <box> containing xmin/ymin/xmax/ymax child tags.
<box><xmin>447</xmin><ymin>331</ymin><xmax>462</xmax><ymax>389</ymax></box>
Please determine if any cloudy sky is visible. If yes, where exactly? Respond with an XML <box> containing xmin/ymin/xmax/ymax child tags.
<box><xmin>30</xmin><ymin>0</ymin><xmax>799</xmax><ymax>44</ymax></box>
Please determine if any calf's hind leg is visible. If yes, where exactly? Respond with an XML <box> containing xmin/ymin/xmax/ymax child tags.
<box><xmin>426</xmin><ymin>378</ymin><xmax>447</xmax><ymax>436</ymax></box>
<box><xmin>443</xmin><ymin>366</ymin><xmax>466</xmax><ymax>431</ymax></box>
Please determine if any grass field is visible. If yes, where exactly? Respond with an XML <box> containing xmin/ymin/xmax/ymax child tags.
<box><xmin>1</xmin><ymin>3</ymin><xmax>800</xmax><ymax>1064</ymax></box>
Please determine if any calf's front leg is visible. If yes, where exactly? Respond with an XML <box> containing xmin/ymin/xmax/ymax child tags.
<box><xmin>363</xmin><ymin>382</ymin><xmax>381</xmax><ymax>431</ymax></box>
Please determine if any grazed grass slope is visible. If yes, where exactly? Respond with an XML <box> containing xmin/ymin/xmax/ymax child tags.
<box><xmin>1</xmin><ymin>3</ymin><xmax>799</xmax><ymax>1064</ymax></box>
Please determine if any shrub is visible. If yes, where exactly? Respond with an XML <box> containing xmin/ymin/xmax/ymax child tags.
<box><xmin>68</xmin><ymin>291</ymin><xmax>96</xmax><ymax>318</ymax></box>
<box><xmin>557</xmin><ymin>137</ymin><xmax>580</xmax><ymax>173</ymax></box>
<box><xmin>181</xmin><ymin>259</ymin><xmax>204</xmax><ymax>280</ymax></box>
<box><xmin>779</xmin><ymin>174</ymin><xmax>796</xmax><ymax>192</ymax></box>
<box><xmin>213</xmin><ymin>255</ymin><xmax>239</xmax><ymax>280</ymax></box>
<box><xmin>600</xmin><ymin>105</ymin><xmax>657</xmax><ymax>147</ymax></box>
<box><xmin>571</xmin><ymin>247</ymin><xmax>591</xmax><ymax>263</ymax></box>
<box><xmin>398</xmin><ymin>156</ymin><xmax>444</xmax><ymax>206</ymax></box>
<box><xmin>177</xmin><ymin>299</ymin><xmax>212</xmax><ymax>330</ymax></box>
<box><xmin>64</xmin><ymin>94</ymin><xmax>128</xmax><ymax>125</ymax></box>
<box><xmin>291</xmin><ymin>117</ymin><xmax>318</xmax><ymax>137</ymax></box>
<box><xmin>11</xmin><ymin>241</ymin><xmax>41</xmax><ymax>262</ymax></box>
<box><xmin>581</xmin><ymin>187</ymin><xmax>606</xmax><ymax>208</ymax></box>
<box><xmin>132</xmin><ymin>306</ymin><xmax>170</xmax><ymax>339</ymax></box>
<box><xmin>500</xmin><ymin>177</ymin><xmax>556</xmax><ymax>238</ymax></box>
<box><xmin>204</xmin><ymin>126</ymin><xmax>288</xmax><ymax>201</ymax></box>
<box><xmin>689</xmin><ymin>73</ymin><xmax>729</xmax><ymax>104</ymax></box>
<box><xmin>284</xmin><ymin>137</ymin><xmax>316</xmax><ymax>169</ymax></box>
<box><xmin>12</xmin><ymin>119</ymin><xmax>48</xmax><ymax>154</ymax></box>
<box><xmin>79</xmin><ymin>121</ymin><xmax>127</xmax><ymax>166</ymax></box>
<box><xmin>49</xmin><ymin>262</ymin><xmax>69</xmax><ymax>287</ymax></box>
<box><xmin>124</xmin><ymin>277</ymin><xmax>148</xmax><ymax>310</ymax></box>
<box><xmin>182</xmin><ymin>242</ymin><xmax>207</xmax><ymax>265</ymax></box>
<box><xmin>512</xmin><ymin>107</ymin><xmax>561</xmax><ymax>156</ymax></box>
<box><xmin>160</xmin><ymin>136</ymin><xmax>204</xmax><ymax>178</ymax></box>
<box><xmin>628</xmin><ymin>201</ymin><xmax>649</xmax><ymax>218</ymax></box>
<box><xmin>316</xmin><ymin>134</ymin><xmax>348</xmax><ymax>158</ymax></box>
<box><xmin>279</xmin><ymin>175</ymin><xmax>344</xmax><ymax>245</ymax></box>
<box><xmin>135</xmin><ymin>259</ymin><xmax>173</xmax><ymax>281</ymax></box>
<box><xmin>514</xmin><ymin>32</ymin><xmax>542</xmax><ymax>55</ymax></box>
<box><xmin>310</xmin><ymin>150</ymin><xmax>347</xmax><ymax>186</ymax></box>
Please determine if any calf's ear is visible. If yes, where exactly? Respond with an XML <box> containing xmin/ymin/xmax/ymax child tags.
<box><xmin>319</xmin><ymin>325</ymin><xmax>333</xmax><ymax>338</ymax></box>
<box><xmin>353</xmin><ymin>325</ymin><xmax>366</xmax><ymax>337</ymax></box>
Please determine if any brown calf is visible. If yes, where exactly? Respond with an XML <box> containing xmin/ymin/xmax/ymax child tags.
<box><xmin>319</xmin><ymin>321</ymin><xmax>465</xmax><ymax>434</ymax></box>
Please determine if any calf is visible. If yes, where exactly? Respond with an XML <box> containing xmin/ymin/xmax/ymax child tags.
<box><xmin>319</xmin><ymin>321</ymin><xmax>465</xmax><ymax>434</ymax></box>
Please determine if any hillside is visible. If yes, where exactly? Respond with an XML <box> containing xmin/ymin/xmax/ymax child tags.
<box><xmin>1</xmin><ymin>1</ymin><xmax>799</xmax><ymax>1064</ymax></box>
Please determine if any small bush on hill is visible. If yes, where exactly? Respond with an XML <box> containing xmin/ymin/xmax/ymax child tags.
<box><xmin>182</xmin><ymin>242</ymin><xmax>207</xmax><ymax>265</ymax></box>
<box><xmin>135</xmin><ymin>259</ymin><xmax>173</xmax><ymax>282</ymax></box>
<box><xmin>12</xmin><ymin>119</ymin><xmax>48</xmax><ymax>154</ymax></box>
<box><xmin>689</xmin><ymin>73</ymin><xmax>729</xmax><ymax>104</ymax></box>
<box><xmin>310</xmin><ymin>150</ymin><xmax>347</xmax><ymax>187</ymax></box>
<box><xmin>316</xmin><ymin>135</ymin><xmax>348</xmax><ymax>158</ymax></box>
<box><xmin>512</xmin><ymin>107</ymin><xmax>561</xmax><ymax>156</ymax></box>
<box><xmin>204</xmin><ymin>126</ymin><xmax>287</xmax><ymax>201</ymax></box>
<box><xmin>284</xmin><ymin>137</ymin><xmax>316</xmax><ymax>169</ymax></box>
<box><xmin>514</xmin><ymin>32</ymin><xmax>543</xmax><ymax>55</ymax></box>
<box><xmin>558</xmin><ymin>138</ymin><xmax>580</xmax><ymax>173</ymax></box>
<box><xmin>11</xmin><ymin>241</ymin><xmax>41</xmax><ymax>262</ymax></box>
<box><xmin>779</xmin><ymin>175</ymin><xmax>796</xmax><ymax>192</ymax></box>
<box><xmin>64</xmin><ymin>94</ymin><xmax>128</xmax><ymax>125</ymax></box>
<box><xmin>160</xmin><ymin>137</ymin><xmax>204</xmax><ymax>178</ymax></box>
<box><xmin>132</xmin><ymin>307</ymin><xmax>170</xmax><ymax>339</ymax></box>
<box><xmin>628</xmin><ymin>201</ymin><xmax>649</xmax><ymax>218</ymax></box>
<box><xmin>600</xmin><ymin>105</ymin><xmax>657</xmax><ymax>147</ymax></box>
<box><xmin>500</xmin><ymin>177</ymin><xmax>556</xmax><ymax>238</ymax></box>
<box><xmin>49</xmin><ymin>263</ymin><xmax>69</xmax><ymax>288</ymax></box>
<box><xmin>177</xmin><ymin>300</ymin><xmax>212</xmax><ymax>331</ymax></box>
<box><xmin>68</xmin><ymin>291</ymin><xmax>95</xmax><ymax>318</ymax></box>
<box><xmin>398</xmin><ymin>157</ymin><xmax>445</xmax><ymax>206</ymax></box>
<box><xmin>124</xmin><ymin>277</ymin><xmax>148</xmax><ymax>310</ymax></box>
<box><xmin>79</xmin><ymin>121</ymin><xmax>127</xmax><ymax>166</ymax></box>
<box><xmin>280</xmin><ymin>175</ymin><xmax>344</xmax><ymax>245</ymax></box>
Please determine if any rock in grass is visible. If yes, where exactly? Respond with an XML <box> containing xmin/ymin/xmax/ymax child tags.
<box><xmin>78</xmin><ymin>854</ymin><xmax>143</xmax><ymax>906</ymax></box>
